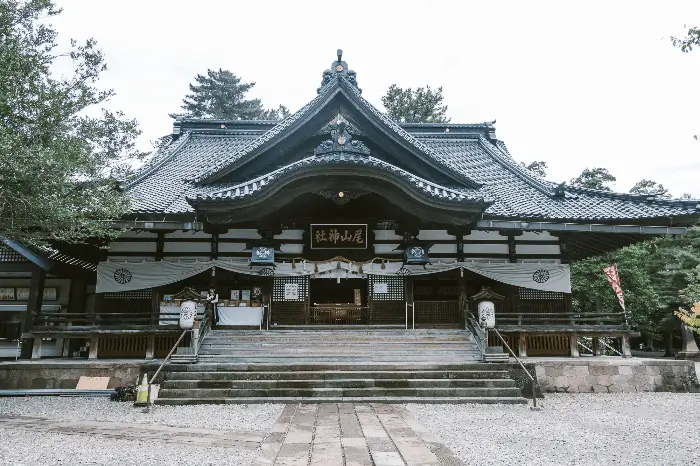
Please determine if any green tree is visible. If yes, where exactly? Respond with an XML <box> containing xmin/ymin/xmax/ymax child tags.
<box><xmin>569</xmin><ymin>167</ymin><xmax>617</xmax><ymax>191</ymax></box>
<box><xmin>629</xmin><ymin>179</ymin><xmax>670</xmax><ymax>198</ymax></box>
<box><xmin>671</xmin><ymin>25</ymin><xmax>700</xmax><ymax>52</ymax></box>
<box><xmin>571</xmin><ymin>244</ymin><xmax>661</xmax><ymax>338</ymax></box>
<box><xmin>381</xmin><ymin>84</ymin><xmax>449</xmax><ymax>123</ymax></box>
<box><xmin>521</xmin><ymin>161</ymin><xmax>548</xmax><ymax>177</ymax></box>
<box><xmin>0</xmin><ymin>0</ymin><xmax>142</xmax><ymax>245</ymax></box>
<box><xmin>171</xmin><ymin>69</ymin><xmax>289</xmax><ymax>120</ymax></box>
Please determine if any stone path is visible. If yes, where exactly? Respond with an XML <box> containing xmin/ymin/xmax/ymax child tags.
<box><xmin>253</xmin><ymin>403</ymin><xmax>464</xmax><ymax>466</ymax></box>
<box><xmin>0</xmin><ymin>404</ymin><xmax>463</xmax><ymax>465</ymax></box>
<box><xmin>0</xmin><ymin>415</ymin><xmax>263</xmax><ymax>449</ymax></box>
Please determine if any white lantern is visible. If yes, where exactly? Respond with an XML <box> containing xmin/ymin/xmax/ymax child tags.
<box><xmin>179</xmin><ymin>299</ymin><xmax>197</xmax><ymax>329</ymax></box>
<box><xmin>477</xmin><ymin>300</ymin><xmax>495</xmax><ymax>329</ymax></box>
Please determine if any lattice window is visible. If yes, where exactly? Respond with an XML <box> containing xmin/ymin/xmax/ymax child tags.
<box><xmin>272</xmin><ymin>276</ymin><xmax>309</xmax><ymax>302</ymax></box>
<box><xmin>0</xmin><ymin>245</ymin><xmax>25</xmax><ymax>262</ymax></box>
<box><xmin>518</xmin><ymin>287</ymin><xmax>564</xmax><ymax>301</ymax></box>
<box><xmin>367</xmin><ymin>275</ymin><xmax>404</xmax><ymax>301</ymax></box>
<box><xmin>103</xmin><ymin>289</ymin><xmax>153</xmax><ymax>300</ymax></box>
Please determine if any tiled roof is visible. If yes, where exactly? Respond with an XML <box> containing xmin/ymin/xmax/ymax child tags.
<box><xmin>124</xmin><ymin>126</ymin><xmax>699</xmax><ymax>221</ymax></box>
<box><xmin>189</xmin><ymin>154</ymin><xmax>490</xmax><ymax>205</ymax></box>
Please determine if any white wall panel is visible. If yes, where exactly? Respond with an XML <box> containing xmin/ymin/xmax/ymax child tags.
<box><xmin>280</xmin><ymin>244</ymin><xmax>304</xmax><ymax>254</ymax></box>
<box><xmin>373</xmin><ymin>230</ymin><xmax>403</xmax><ymax>241</ymax></box>
<box><xmin>275</xmin><ymin>229</ymin><xmax>304</xmax><ymax>240</ymax></box>
<box><xmin>418</xmin><ymin>230</ymin><xmax>455</xmax><ymax>241</ymax></box>
<box><xmin>516</xmin><ymin>244</ymin><xmax>561</xmax><ymax>255</ymax></box>
<box><xmin>107</xmin><ymin>242</ymin><xmax>157</xmax><ymax>253</ymax></box>
<box><xmin>163</xmin><ymin>242</ymin><xmax>210</xmax><ymax>253</ymax></box>
<box><xmin>464</xmin><ymin>230</ymin><xmax>503</xmax><ymax>241</ymax></box>
<box><xmin>428</xmin><ymin>244</ymin><xmax>458</xmax><ymax>254</ymax></box>
<box><xmin>218</xmin><ymin>243</ymin><xmax>247</xmax><ymax>253</ymax></box>
<box><xmin>221</xmin><ymin>229</ymin><xmax>261</xmax><ymax>239</ymax></box>
<box><xmin>520</xmin><ymin>231</ymin><xmax>557</xmax><ymax>241</ymax></box>
<box><xmin>463</xmin><ymin>243</ymin><xmax>508</xmax><ymax>254</ymax></box>
<box><xmin>518</xmin><ymin>259</ymin><xmax>561</xmax><ymax>264</ymax></box>
<box><xmin>374</xmin><ymin>244</ymin><xmax>402</xmax><ymax>254</ymax></box>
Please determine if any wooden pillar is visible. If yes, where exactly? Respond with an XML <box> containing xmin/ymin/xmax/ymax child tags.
<box><xmin>62</xmin><ymin>338</ymin><xmax>71</xmax><ymax>357</ymax></box>
<box><xmin>31</xmin><ymin>337</ymin><xmax>43</xmax><ymax>360</ymax></box>
<box><xmin>20</xmin><ymin>265</ymin><xmax>46</xmax><ymax>359</ymax></box>
<box><xmin>518</xmin><ymin>334</ymin><xmax>528</xmax><ymax>358</ymax></box>
<box><xmin>458</xmin><ymin>269</ymin><xmax>467</xmax><ymax>329</ymax></box>
<box><xmin>262</xmin><ymin>278</ymin><xmax>272</xmax><ymax>330</ymax></box>
<box><xmin>68</xmin><ymin>278</ymin><xmax>86</xmax><ymax>314</ymax></box>
<box><xmin>88</xmin><ymin>335</ymin><xmax>99</xmax><ymax>359</ymax></box>
<box><xmin>621</xmin><ymin>334</ymin><xmax>632</xmax><ymax>358</ymax></box>
<box><xmin>405</xmin><ymin>276</ymin><xmax>414</xmax><ymax>329</ymax></box>
<box><xmin>145</xmin><ymin>335</ymin><xmax>155</xmax><ymax>359</ymax></box>
<box><xmin>507</xmin><ymin>235</ymin><xmax>517</xmax><ymax>263</ymax></box>
<box><xmin>151</xmin><ymin>288</ymin><xmax>161</xmax><ymax>326</ymax></box>
<box><xmin>592</xmin><ymin>337</ymin><xmax>601</xmax><ymax>356</ymax></box>
<box><xmin>570</xmin><ymin>332</ymin><xmax>580</xmax><ymax>357</ymax></box>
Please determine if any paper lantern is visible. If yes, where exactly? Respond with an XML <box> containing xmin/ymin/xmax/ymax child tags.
<box><xmin>477</xmin><ymin>300</ymin><xmax>495</xmax><ymax>329</ymax></box>
<box><xmin>179</xmin><ymin>299</ymin><xmax>197</xmax><ymax>329</ymax></box>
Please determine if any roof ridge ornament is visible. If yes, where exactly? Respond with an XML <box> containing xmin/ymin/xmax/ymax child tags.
<box><xmin>318</xmin><ymin>49</ymin><xmax>361</xmax><ymax>94</ymax></box>
<box><xmin>314</xmin><ymin>121</ymin><xmax>370</xmax><ymax>157</ymax></box>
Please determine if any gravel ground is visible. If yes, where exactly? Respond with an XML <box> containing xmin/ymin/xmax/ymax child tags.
<box><xmin>406</xmin><ymin>393</ymin><xmax>700</xmax><ymax>466</ymax></box>
<box><xmin>0</xmin><ymin>398</ymin><xmax>284</xmax><ymax>465</ymax></box>
<box><xmin>0</xmin><ymin>397</ymin><xmax>283</xmax><ymax>431</ymax></box>
<box><xmin>0</xmin><ymin>429</ymin><xmax>257</xmax><ymax>466</ymax></box>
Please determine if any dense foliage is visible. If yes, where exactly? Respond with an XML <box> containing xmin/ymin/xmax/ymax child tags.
<box><xmin>671</xmin><ymin>26</ymin><xmax>700</xmax><ymax>52</ymax></box>
<box><xmin>171</xmin><ymin>68</ymin><xmax>289</xmax><ymax>120</ymax></box>
<box><xmin>381</xmin><ymin>84</ymin><xmax>449</xmax><ymax>123</ymax></box>
<box><xmin>572</xmin><ymin>228</ymin><xmax>700</xmax><ymax>341</ymax></box>
<box><xmin>0</xmin><ymin>0</ymin><xmax>142</xmax><ymax>244</ymax></box>
<box><xmin>569</xmin><ymin>167</ymin><xmax>617</xmax><ymax>191</ymax></box>
<box><xmin>521</xmin><ymin>161</ymin><xmax>548</xmax><ymax>177</ymax></box>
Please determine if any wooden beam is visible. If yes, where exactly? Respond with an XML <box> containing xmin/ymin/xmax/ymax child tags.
<box><xmin>570</xmin><ymin>332</ymin><xmax>580</xmax><ymax>357</ymax></box>
<box><xmin>20</xmin><ymin>265</ymin><xmax>45</xmax><ymax>359</ymax></box>
<box><xmin>507</xmin><ymin>236</ymin><xmax>517</xmax><ymax>263</ymax></box>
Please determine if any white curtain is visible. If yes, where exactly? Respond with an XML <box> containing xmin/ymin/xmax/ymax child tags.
<box><xmin>97</xmin><ymin>258</ymin><xmax>570</xmax><ymax>294</ymax></box>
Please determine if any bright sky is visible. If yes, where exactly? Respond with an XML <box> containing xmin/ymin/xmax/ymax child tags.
<box><xmin>51</xmin><ymin>0</ymin><xmax>700</xmax><ymax>197</ymax></box>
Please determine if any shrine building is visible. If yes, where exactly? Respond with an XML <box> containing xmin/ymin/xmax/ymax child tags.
<box><xmin>2</xmin><ymin>50</ymin><xmax>699</xmax><ymax>362</ymax></box>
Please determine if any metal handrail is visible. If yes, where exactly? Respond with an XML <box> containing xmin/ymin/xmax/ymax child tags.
<box><xmin>143</xmin><ymin>329</ymin><xmax>188</xmax><ymax>413</ymax></box>
<box><xmin>599</xmin><ymin>337</ymin><xmax>623</xmax><ymax>356</ymax></box>
<box><xmin>579</xmin><ymin>336</ymin><xmax>623</xmax><ymax>357</ymax></box>
<box><xmin>491</xmin><ymin>328</ymin><xmax>539</xmax><ymax>409</ymax></box>
<box><xmin>577</xmin><ymin>340</ymin><xmax>594</xmax><ymax>354</ymax></box>
<box><xmin>466</xmin><ymin>312</ymin><xmax>485</xmax><ymax>358</ymax></box>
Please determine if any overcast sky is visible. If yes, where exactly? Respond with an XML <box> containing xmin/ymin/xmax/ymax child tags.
<box><xmin>51</xmin><ymin>0</ymin><xmax>700</xmax><ymax>197</ymax></box>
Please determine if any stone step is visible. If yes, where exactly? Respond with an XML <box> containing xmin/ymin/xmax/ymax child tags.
<box><xmin>162</xmin><ymin>370</ymin><xmax>510</xmax><ymax>381</ymax></box>
<box><xmin>160</xmin><ymin>362</ymin><xmax>509</xmax><ymax>371</ymax></box>
<box><xmin>195</xmin><ymin>357</ymin><xmax>482</xmax><ymax>364</ymax></box>
<box><xmin>158</xmin><ymin>387</ymin><xmax>524</xmax><ymax>398</ymax></box>
<box><xmin>199</xmin><ymin>346</ymin><xmax>478</xmax><ymax>356</ymax></box>
<box><xmin>155</xmin><ymin>396</ymin><xmax>528</xmax><ymax>405</ymax></box>
<box><xmin>162</xmin><ymin>378</ymin><xmax>516</xmax><ymax>389</ymax></box>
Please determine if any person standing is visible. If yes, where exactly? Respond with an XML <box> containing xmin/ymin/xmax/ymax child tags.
<box><xmin>206</xmin><ymin>288</ymin><xmax>219</xmax><ymax>324</ymax></box>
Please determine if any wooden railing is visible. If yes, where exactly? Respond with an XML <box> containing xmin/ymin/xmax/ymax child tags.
<box><xmin>32</xmin><ymin>311</ymin><xmax>204</xmax><ymax>328</ymax></box>
<box><xmin>310</xmin><ymin>305</ymin><xmax>368</xmax><ymax>325</ymax></box>
<box><xmin>495</xmin><ymin>312</ymin><xmax>628</xmax><ymax>327</ymax></box>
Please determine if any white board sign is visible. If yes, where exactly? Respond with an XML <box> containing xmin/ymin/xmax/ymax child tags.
<box><xmin>373</xmin><ymin>283</ymin><xmax>388</xmax><ymax>294</ymax></box>
<box><xmin>284</xmin><ymin>283</ymin><xmax>299</xmax><ymax>300</ymax></box>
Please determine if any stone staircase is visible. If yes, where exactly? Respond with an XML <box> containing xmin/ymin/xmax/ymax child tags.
<box><xmin>198</xmin><ymin>329</ymin><xmax>482</xmax><ymax>363</ymax></box>
<box><xmin>155</xmin><ymin>329</ymin><xmax>527</xmax><ymax>405</ymax></box>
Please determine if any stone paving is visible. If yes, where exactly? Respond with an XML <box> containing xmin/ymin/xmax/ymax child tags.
<box><xmin>0</xmin><ymin>414</ymin><xmax>264</xmax><ymax>449</ymax></box>
<box><xmin>252</xmin><ymin>403</ymin><xmax>464</xmax><ymax>465</ymax></box>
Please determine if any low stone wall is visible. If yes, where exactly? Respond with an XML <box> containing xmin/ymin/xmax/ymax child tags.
<box><xmin>534</xmin><ymin>358</ymin><xmax>700</xmax><ymax>393</ymax></box>
<box><xmin>0</xmin><ymin>361</ymin><xmax>146</xmax><ymax>390</ymax></box>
